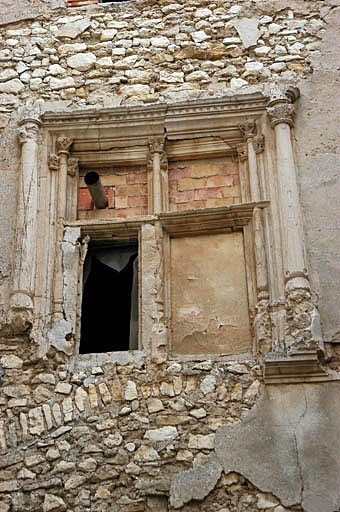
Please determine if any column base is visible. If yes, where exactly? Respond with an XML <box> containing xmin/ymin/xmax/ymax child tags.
<box><xmin>263</xmin><ymin>350</ymin><xmax>329</xmax><ymax>384</ymax></box>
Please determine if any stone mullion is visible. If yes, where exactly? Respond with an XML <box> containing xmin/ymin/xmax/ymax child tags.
<box><xmin>240</xmin><ymin>121</ymin><xmax>271</xmax><ymax>354</ymax></box>
<box><xmin>148</xmin><ymin>137</ymin><xmax>167</xmax><ymax>215</ymax></box>
<box><xmin>8</xmin><ymin>108</ymin><xmax>41</xmax><ymax>333</ymax></box>
<box><xmin>53</xmin><ymin>135</ymin><xmax>73</xmax><ymax>321</ymax></box>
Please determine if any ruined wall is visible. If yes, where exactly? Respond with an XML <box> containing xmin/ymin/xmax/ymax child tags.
<box><xmin>1</xmin><ymin>1</ymin><xmax>340</xmax><ymax>512</ymax></box>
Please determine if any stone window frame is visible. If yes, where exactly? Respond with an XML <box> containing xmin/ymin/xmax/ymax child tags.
<box><xmin>8</xmin><ymin>89</ymin><xmax>326</xmax><ymax>381</ymax></box>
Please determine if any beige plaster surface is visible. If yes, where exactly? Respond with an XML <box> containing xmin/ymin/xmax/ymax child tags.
<box><xmin>170</xmin><ymin>231</ymin><xmax>251</xmax><ymax>355</ymax></box>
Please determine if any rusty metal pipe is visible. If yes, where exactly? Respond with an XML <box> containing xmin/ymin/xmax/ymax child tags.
<box><xmin>84</xmin><ymin>172</ymin><xmax>108</xmax><ymax>209</ymax></box>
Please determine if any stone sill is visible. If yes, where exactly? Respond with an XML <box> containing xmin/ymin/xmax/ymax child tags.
<box><xmin>71</xmin><ymin>349</ymin><xmax>145</xmax><ymax>370</ymax></box>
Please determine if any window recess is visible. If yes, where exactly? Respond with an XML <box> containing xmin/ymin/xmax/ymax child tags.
<box><xmin>80</xmin><ymin>243</ymin><xmax>138</xmax><ymax>354</ymax></box>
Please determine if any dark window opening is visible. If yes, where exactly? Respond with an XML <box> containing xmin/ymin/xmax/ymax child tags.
<box><xmin>80</xmin><ymin>244</ymin><xmax>138</xmax><ymax>354</ymax></box>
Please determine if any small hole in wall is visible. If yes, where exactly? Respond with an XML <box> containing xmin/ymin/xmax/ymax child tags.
<box><xmin>80</xmin><ymin>243</ymin><xmax>138</xmax><ymax>354</ymax></box>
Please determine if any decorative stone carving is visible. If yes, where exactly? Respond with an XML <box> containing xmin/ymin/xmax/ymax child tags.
<box><xmin>149</xmin><ymin>136</ymin><xmax>165</xmax><ymax>154</ymax></box>
<box><xmin>239</xmin><ymin>120</ymin><xmax>257</xmax><ymax>140</ymax></box>
<box><xmin>67</xmin><ymin>157</ymin><xmax>78</xmax><ymax>177</ymax></box>
<box><xmin>18</xmin><ymin>122</ymin><xmax>40</xmax><ymax>144</ymax></box>
<box><xmin>48</xmin><ymin>153</ymin><xmax>59</xmax><ymax>172</ymax></box>
<box><xmin>236</xmin><ymin>142</ymin><xmax>248</xmax><ymax>162</ymax></box>
<box><xmin>56</xmin><ymin>135</ymin><xmax>73</xmax><ymax>155</ymax></box>
<box><xmin>253</xmin><ymin>135</ymin><xmax>265</xmax><ymax>154</ymax></box>
<box><xmin>267</xmin><ymin>103</ymin><xmax>296</xmax><ymax>128</ymax></box>
<box><xmin>254</xmin><ymin>298</ymin><xmax>272</xmax><ymax>354</ymax></box>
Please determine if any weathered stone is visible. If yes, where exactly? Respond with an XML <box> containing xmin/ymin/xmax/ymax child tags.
<box><xmin>100</xmin><ymin>29</ymin><xmax>117</xmax><ymax>41</ymax></box>
<box><xmin>0</xmin><ymin>69</ymin><xmax>18</xmax><ymax>83</ymax></box>
<box><xmin>46</xmin><ymin>448</ymin><xmax>60</xmax><ymax>461</ymax></box>
<box><xmin>75</xmin><ymin>386</ymin><xmax>88</xmax><ymax>412</ymax></box>
<box><xmin>67</xmin><ymin>53</ymin><xmax>96</xmax><ymax>72</ymax></box>
<box><xmin>98</xmin><ymin>382</ymin><xmax>112</xmax><ymax>404</ymax></box>
<box><xmin>144</xmin><ymin>426</ymin><xmax>178</xmax><ymax>442</ymax></box>
<box><xmin>0</xmin><ymin>480</ymin><xmax>20</xmax><ymax>492</ymax></box>
<box><xmin>188</xmin><ymin>434</ymin><xmax>215</xmax><ymax>449</ymax></box>
<box><xmin>200</xmin><ymin>375</ymin><xmax>216</xmax><ymax>395</ymax></box>
<box><xmin>53</xmin><ymin>461</ymin><xmax>75</xmax><ymax>473</ymax></box>
<box><xmin>0</xmin><ymin>355</ymin><xmax>23</xmax><ymax>369</ymax></box>
<box><xmin>134</xmin><ymin>445</ymin><xmax>160</xmax><ymax>462</ymax></box>
<box><xmin>25</xmin><ymin>454</ymin><xmax>44</xmax><ymax>467</ymax></box>
<box><xmin>232</xmin><ymin>18</ymin><xmax>260</xmax><ymax>49</ymax></box>
<box><xmin>64</xmin><ymin>473</ymin><xmax>87</xmax><ymax>490</ymax></box>
<box><xmin>176</xmin><ymin>449</ymin><xmax>193</xmax><ymax>462</ymax></box>
<box><xmin>147</xmin><ymin>398</ymin><xmax>164</xmax><ymax>413</ymax></box>
<box><xmin>62</xmin><ymin>397</ymin><xmax>73</xmax><ymax>422</ymax></box>
<box><xmin>151</xmin><ymin>36</ymin><xmax>170</xmax><ymax>48</ymax></box>
<box><xmin>78</xmin><ymin>457</ymin><xmax>97</xmax><ymax>472</ymax></box>
<box><xmin>88</xmin><ymin>383</ymin><xmax>98</xmax><ymax>408</ymax></box>
<box><xmin>103</xmin><ymin>432</ymin><xmax>123</xmax><ymax>447</ymax></box>
<box><xmin>56</xmin><ymin>18</ymin><xmax>90</xmax><ymax>39</ymax></box>
<box><xmin>160</xmin><ymin>382</ymin><xmax>175</xmax><ymax>397</ymax></box>
<box><xmin>28</xmin><ymin>407</ymin><xmax>45</xmax><ymax>435</ymax></box>
<box><xmin>3</xmin><ymin>385</ymin><xmax>30</xmax><ymax>397</ymax></box>
<box><xmin>50</xmin><ymin>77</ymin><xmax>75</xmax><ymax>90</ymax></box>
<box><xmin>190</xmin><ymin>408</ymin><xmax>207</xmax><ymax>419</ymax></box>
<box><xmin>43</xmin><ymin>493</ymin><xmax>66</xmax><ymax>512</ymax></box>
<box><xmin>52</xmin><ymin>403</ymin><xmax>62</xmax><ymax>426</ymax></box>
<box><xmin>125</xmin><ymin>381</ymin><xmax>138</xmax><ymax>401</ymax></box>
<box><xmin>17</xmin><ymin>468</ymin><xmax>35</xmax><ymax>479</ymax></box>
<box><xmin>256</xmin><ymin>492</ymin><xmax>280</xmax><ymax>509</ymax></box>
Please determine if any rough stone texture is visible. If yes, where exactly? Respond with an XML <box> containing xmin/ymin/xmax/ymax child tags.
<box><xmin>0</xmin><ymin>1</ymin><xmax>339</xmax><ymax>511</ymax></box>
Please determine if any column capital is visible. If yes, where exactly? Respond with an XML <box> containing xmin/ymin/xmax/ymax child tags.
<box><xmin>18</xmin><ymin>122</ymin><xmax>40</xmax><ymax>144</ymax></box>
<box><xmin>56</xmin><ymin>135</ymin><xmax>73</xmax><ymax>155</ymax></box>
<box><xmin>48</xmin><ymin>153</ymin><xmax>60</xmax><ymax>171</ymax></box>
<box><xmin>239</xmin><ymin>120</ymin><xmax>257</xmax><ymax>140</ymax></box>
<box><xmin>236</xmin><ymin>142</ymin><xmax>248</xmax><ymax>161</ymax></box>
<box><xmin>19</xmin><ymin>102</ymin><xmax>42</xmax><ymax>127</ymax></box>
<box><xmin>267</xmin><ymin>103</ymin><xmax>296</xmax><ymax>128</ymax></box>
<box><xmin>267</xmin><ymin>85</ymin><xmax>300</xmax><ymax>107</ymax></box>
<box><xmin>253</xmin><ymin>134</ymin><xmax>265</xmax><ymax>154</ymax></box>
<box><xmin>149</xmin><ymin>136</ymin><xmax>165</xmax><ymax>154</ymax></box>
<box><xmin>68</xmin><ymin>157</ymin><xmax>79</xmax><ymax>177</ymax></box>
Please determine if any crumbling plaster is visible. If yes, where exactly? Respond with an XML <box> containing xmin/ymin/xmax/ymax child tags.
<box><xmin>170</xmin><ymin>382</ymin><xmax>340</xmax><ymax>512</ymax></box>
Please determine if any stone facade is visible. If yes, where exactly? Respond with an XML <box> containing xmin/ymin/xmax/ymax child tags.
<box><xmin>0</xmin><ymin>1</ymin><xmax>340</xmax><ymax>512</ymax></box>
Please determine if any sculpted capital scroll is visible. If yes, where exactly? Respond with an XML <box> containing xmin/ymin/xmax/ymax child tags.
<box><xmin>18</xmin><ymin>122</ymin><xmax>40</xmax><ymax>144</ymax></box>
<box><xmin>236</xmin><ymin>142</ymin><xmax>248</xmax><ymax>162</ymax></box>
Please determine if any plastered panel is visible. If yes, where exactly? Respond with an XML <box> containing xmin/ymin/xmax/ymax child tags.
<box><xmin>170</xmin><ymin>231</ymin><xmax>251</xmax><ymax>355</ymax></box>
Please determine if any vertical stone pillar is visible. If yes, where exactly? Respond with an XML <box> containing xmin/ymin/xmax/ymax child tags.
<box><xmin>8</xmin><ymin>106</ymin><xmax>42</xmax><ymax>333</ymax></box>
<box><xmin>267</xmin><ymin>87</ymin><xmax>323</xmax><ymax>354</ymax></box>
<box><xmin>240</xmin><ymin>121</ymin><xmax>271</xmax><ymax>353</ymax></box>
<box><xmin>53</xmin><ymin>135</ymin><xmax>73</xmax><ymax>321</ymax></box>
<box><xmin>148</xmin><ymin>137</ymin><xmax>168</xmax><ymax>214</ymax></box>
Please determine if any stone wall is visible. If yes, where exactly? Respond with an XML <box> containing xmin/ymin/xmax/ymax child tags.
<box><xmin>1</xmin><ymin>1</ymin><xmax>340</xmax><ymax>511</ymax></box>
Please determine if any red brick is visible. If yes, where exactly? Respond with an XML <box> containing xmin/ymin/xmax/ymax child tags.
<box><xmin>128</xmin><ymin>196</ymin><xmax>148</xmax><ymax>207</ymax></box>
<box><xmin>115</xmin><ymin>196</ymin><xmax>128</xmax><ymax>209</ymax></box>
<box><xmin>177</xmin><ymin>178</ymin><xmax>206</xmax><ymax>191</ymax></box>
<box><xmin>78</xmin><ymin>188</ymin><xmax>93</xmax><ymax>211</ymax></box>
<box><xmin>115</xmin><ymin>209</ymin><xmax>128</xmax><ymax>219</ymax></box>
<box><xmin>127</xmin><ymin>172</ymin><xmax>147</xmax><ymax>184</ymax></box>
<box><xmin>105</xmin><ymin>187</ymin><xmax>115</xmax><ymax>209</ymax></box>
<box><xmin>221</xmin><ymin>186</ymin><xmax>237</xmax><ymax>198</ymax></box>
<box><xmin>116</xmin><ymin>184</ymin><xmax>148</xmax><ymax>198</ymax></box>
<box><xmin>169</xmin><ymin>167</ymin><xmax>190</xmax><ymax>180</ymax></box>
<box><xmin>206</xmin><ymin>175</ymin><xmax>233</xmax><ymax>188</ymax></box>
<box><xmin>169</xmin><ymin>180</ymin><xmax>178</xmax><ymax>194</ymax></box>
<box><xmin>171</xmin><ymin>190</ymin><xmax>194</xmax><ymax>204</ymax></box>
<box><xmin>194</xmin><ymin>188</ymin><xmax>223</xmax><ymax>201</ymax></box>
<box><xmin>206</xmin><ymin>198</ymin><xmax>233</xmax><ymax>208</ymax></box>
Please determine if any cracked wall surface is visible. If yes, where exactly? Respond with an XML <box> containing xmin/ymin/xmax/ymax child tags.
<box><xmin>170</xmin><ymin>383</ymin><xmax>340</xmax><ymax>512</ymax></box>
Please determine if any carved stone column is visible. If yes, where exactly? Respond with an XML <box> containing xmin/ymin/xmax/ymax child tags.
<box><xmin>240</xmin><ymin>121</ymin><xmax>271</xmax><ymax>353</ymax></box>
<box><xmin>263</xmin><ymin>87</ymin><xmax>325</xmax><ymax>382</ymax></box>
<box><xmin>53</xmin><ymin>135</ymin><xmax>73</xmax><ymax>321</ymax></box>
<box><xmin>8</xmin><ymin>106</ymin><xmax>42</xmax><ymax>333</ymax></box>
<box><xmin>148</xmin><ymin>137</ymin><xmax>168</xmax><ymax>214</ymax></box>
